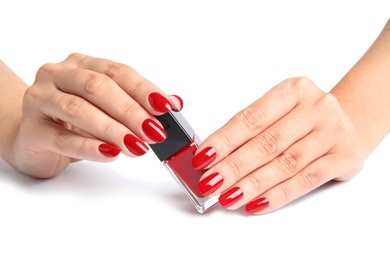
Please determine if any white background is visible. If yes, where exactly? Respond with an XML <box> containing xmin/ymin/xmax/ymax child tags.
<box><xmin>1</xmin><ymin>1</ymin><xmax>389</xmax><ymax>259</ymax></box>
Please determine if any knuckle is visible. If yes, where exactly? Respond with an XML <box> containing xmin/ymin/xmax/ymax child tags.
<box><xmin>247</xmin><ymin>173</ymin><xmax>263</xmax><ymax>192</ymax></box>
<box><xmin>58</xmin><ymin>95</ymin><xmax>85</xmax><ymax>119</ymax></box>
<box><xmin>53</xmin><ymin>129</ymin><xmax>72</xmax><ymax>150</ymax></box>
<box><xmin>121</xmin><ymin>101</ymin><xmax>143</xmax><ymax>121</ymax></box>
<box><xmin>133</xmin><ymin>78</ymin><xmax>153</xmax><ymax>92</ymax></box>
<box><xmin>292</xmin><ymin>76</ymin><xmax>312</xmax><ymax>89</ymax></box>
<box><xmin>317</xmin><ymin>94</ymin><xmax>352</xmax><ymax>132</ymax></box>
<box><xmin>104</xmin><ymin>62</ymin><xmax>128</xmax><ymax>78</ymax></box>
<box><xmin>297</xmin><ymin>170</ymin><xmax>320</xmax><ymax>189</ymax></box>
<box><xmin>275</xmin><ymin>185</ymin><xmax>291</xmax><ymax>205</ymax></box>
<box><xmin>36</xmin><ymin>63</ymin><xmax>56</xmax><ymax>78</ymax></box>
<box><xmin>101</xmin><ymin>120</ymin><xmax>118</xmax><ymax>136</ymax></box>
<box><xmin>277</xmin><ymin>152</ymin><xmax>299</xmax><ymax>175</ymax></box>
<box><xmin>82</xmin><ymin>73</ymin><xmax>108</xmax><ymax>95</ymax></box>
<box><xmin>65</xmin><ymin>52</ymin><xmax>85</xmax><ymax>63</ymax></box>
<box><xmin>237</xmin><ymin>106</ymin><xmax>268</xmax><ymax>132</ymax></box>
<box><xmin>284</xmin><ymin>76</ymin><xmax>312</xmax><ymax>94</ymax></box>
<box><xmin>207</xmin><ymin>129</ymin><xmax>236</xmax><ymax>153</ymax></box>
<box><xmin>75</xmin><ymin>138</ymin><xmax>89</xmax><ymax>155</ymax></box>
<box><xmin>316</xmin><ymin>93</ymin><xmax>339</xmax><ymax>110</ymax></box>
<box><xmin>223</xmin><ymin>157</ymin><xmax>245</xmax><ymax>179</ymax></box>
<box><xmin>255</xmin><ymin>130</ymin><xmax>281</xmax><ymax>155</ymax></box>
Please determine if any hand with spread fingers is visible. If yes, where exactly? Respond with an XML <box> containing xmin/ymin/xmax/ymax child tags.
<box><xmin>0</xmin><ymin>53</ymin><xmax>183</xmax><ymax>178</ymax></box>
<box><xmin>193</xmin><ymin>19</ymin><xmax>390</xmax><ymax>215</ymax></box>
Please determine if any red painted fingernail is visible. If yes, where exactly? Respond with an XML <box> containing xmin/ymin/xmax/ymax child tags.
<box><xmin>98</xmin><ymin>143</ymin><xmax>121</xmax><ymax>157</ymax></box>
<box><xmin>171</xmin><ymin>94</ymin><xmax>184</xmax><ymax>112</ymax></box>
<box><xmin>142</xmin><ymin>119</ymin><xmax>167</xmax><ymax>143</ymax></box>
<box><xmin>192</xmin><ymin>146</ymin><xmax>216</xmax><ymax>171</ymax></box>
<box><xmin>245</xmin><ymin>197</ymin><xmax>269</xmax><ymax>214</ymax></box>
<box><xmin>198</xmin><ymin>172</ymin><xmax>224</xmax><ymax>196</ymax></box>
<box><xmin>148</xmin><ymin>92</ymin><xmax>172</xmax><ymax>113</ymax></box>
<box><xmin>124</xmin><ymin>134</ymin><xmax>149</xmax><ymax>156</ymax></box>
<box><xmin>218</xmin><ymin>187</ymin><xmax>244</xmax><ymax>208</ymax></box>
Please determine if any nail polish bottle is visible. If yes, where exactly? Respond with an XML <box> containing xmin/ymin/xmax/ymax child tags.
<box><xmin>149</xmin><ymin>111</ymin><xmax>219</xmax><ymax>213</ymax></box>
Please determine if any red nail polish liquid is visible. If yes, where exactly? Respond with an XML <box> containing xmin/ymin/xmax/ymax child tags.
<box><xmin>165</xmin><ymin>139</ymin><xmax>204</xmax><ymax>198</ymax></box>
<box><xmin>150</xmin><ymin>111</ymin><xmax>219</xmax><ymax>213</ymax></box>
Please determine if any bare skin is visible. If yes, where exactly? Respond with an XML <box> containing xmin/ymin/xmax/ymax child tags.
<box><xmin>1</xmin><ymin>19</ymin><xmax>389</xmax><ymax>215</ymax></box>
<box><xmin>0</xmin><ymin>53</ymin><xmax>182</xmax><ymax>178</ymax></box>
<box><xmin>194</xmin><ymin>19</ymin><xmax>390</xmax><ymax>214</ymax></box>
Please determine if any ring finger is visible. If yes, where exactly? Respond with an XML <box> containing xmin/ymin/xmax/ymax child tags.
<box><xmin>47</xmin><ymin>64</ymin><xmax>165</xmax><ymax>143</ymax></box>
<box><xmin>198</xmin><ymin>104</ymin><xmax>319</xmax><ymax>197</ymax></box>
<box><xmin>245</xmin><ymin>154</ymin><xmax>340</xmax><ymax>215</ymax></box>
<box><xmin>219</xmin><ymin>129</ymin><xmax>334</xmax><ymax>209</ymax></box>
<box><xmin>65</xmin><ymin>53</ymin><xmax>174</xmax><ymax>114</ymax></box>
<box><xmin>40</xmin><ymin>91</ymin><xmax>149</xmax><ymax>157</ymax></box>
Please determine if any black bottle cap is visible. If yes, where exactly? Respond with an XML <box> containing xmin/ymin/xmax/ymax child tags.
<box><xmin>149</xmin><ymin>111</ymin><xmax>195</xmax><ymax>161</ymax></box>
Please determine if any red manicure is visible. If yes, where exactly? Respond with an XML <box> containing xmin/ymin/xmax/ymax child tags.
<box><xmin>192</xmin><ymin>146</ymin><xmax>216</xmax><ymax>171</ymax></box>
<box><xmin>148</xmin><ymin>92</ymin><xmax>172</xmax><ymax>113</ymax></box>
<box><xmin>171</xmin><ymin>94</ymin><xmax>184</xmax><ymax>112</ymax></box>
<box><xmin>198</xmin><ymin>172</ymin><xmax>224</xmax><ymax>196</ymax></box>
<box><xmin>245</xmin><ymin>197</ymin><xmax>269</xmax><ymax>214</ymax></box>
<box><xmin>149</xmin><ymin>111</ymin><xmax>220</xmax><ymax>213</ymax></box>
<box><xmin>98</xmin><ymin>143</ymin><xmax>121</xmax><ymax>157</ymax></box>
<box><xmin>124</xmin><ymin>134</ymin><xmax>149</xmax><ymax>156</ymax></box>
<box><xmin>218</xmin><ymin>187</ymin><xmax>244</xmax><ymax>208</ymax></box>
<box><xmin>142</xmin><ymin>119</ymin><xmax>167</xmax><ymax>143</ymax></box>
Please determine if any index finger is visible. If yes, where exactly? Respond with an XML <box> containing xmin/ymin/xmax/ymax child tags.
<box><xmin>192</xmin><ymin>77</ymin><xmax>315</xmax><ymax>171</ymax></box>
<box><xmin>64</xmin><ymin>53</ymin><xmax>173</xmax><ymax>115</ymax></box>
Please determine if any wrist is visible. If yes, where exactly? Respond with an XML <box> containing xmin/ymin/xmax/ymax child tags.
<box><xmin>331</xmin><ymin>88</ymin><xmax>383</xmax><ymax>159</ymax></box>
<box><xmin>0</xmin><ymin>60</ymin><xmax>28</xmax><ymax>166</ymax></box>
<box><xmin>330</xmin><ymin>19</ymin><xmax>390</xmax><ymax>158</ymax></box>
<box><xmin>330</xmin><ymin>66</ymin><xmax>390</xmax><ymax>159</ymax></box>
<box><xmin>0</xmin><ymin>111</ymin><xmax>23</xmax><ymax>167</ymax></box>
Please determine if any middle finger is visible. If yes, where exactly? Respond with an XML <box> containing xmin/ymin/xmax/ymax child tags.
<box><xmin>198</xmin><ymin>104</ymin><xmax>319</xmax><ymax>197</ymax></box>
<box><xmin>49</xmin><ymin>64</ymin><xmax>166</xmax><ymax>143</ymax></box>
<box><xmin>220</xmin><ymin>129</ymin><xmax>334</xmax><ymax>209</ymax></box>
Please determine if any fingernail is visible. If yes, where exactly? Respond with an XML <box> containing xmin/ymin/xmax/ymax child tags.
<box><xmin>192</xmin><ymin>146</ymin><xmax>216</xmax><ymax>171</ymax></box>
<box><xmin>218</xmin><ymin>187</ymin><xmax>244</xmax><ymax>208</ymax></box>
<box><xmin>148</xmin><ymin>92</ymin><xmax>172</xmax><ymax>113</ymax></box>
<box><xmin>198</xmin><ymin>172</ymin><xmax>224</xmax><ymax>196</ymax></box>
<box><xmin>98</xmin><ymin>143</ymin><xmax>121</xmax><ymax>157</ymax></box>
<box><xmin>171</xmin><ymin>94</ymin><xmax>184</xmax><ymax>112</ymax></box>
<box><xmin>124</xmin><ymin>134</ymin><xmax>149</xmax><ymax>156</ymax></box>
<box><xmin>245</xmin><ymin>197</ymin><xmax>269</xmax><ymax>214</ymax></box>
<box><xmin>142</xmin><ymin>119</ymin><xmax>167</xmax><ymax>143</ymax></box>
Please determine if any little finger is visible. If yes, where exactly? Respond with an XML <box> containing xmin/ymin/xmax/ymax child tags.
<box><xmin>245</xmin><ymin>154</ymin><xmax>341</xmax><ymax>215</ymax></box>
<box><xmin>219</xmin><ymin>129</ymin><xmax>334</xmax><ymax>209</ymax></box>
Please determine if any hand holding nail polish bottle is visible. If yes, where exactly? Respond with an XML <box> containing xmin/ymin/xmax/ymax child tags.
<box><xmin>149</xmin><ymin>111</ymin><xmax>220</xmax><ymax>213</ymax></box>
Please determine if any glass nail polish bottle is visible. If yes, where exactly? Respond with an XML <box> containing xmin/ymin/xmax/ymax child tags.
<box><xmin>149</xmin><ymin>111</ymin><xmax>219</xmax><ymax>213</ymax></box>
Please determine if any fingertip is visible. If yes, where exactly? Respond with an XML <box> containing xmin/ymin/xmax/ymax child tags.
<box><xmin>245</xmin><ymin>197</ymin><xmax>269</xmax><ymax>215</ymax></box>
<box><xmin>123</xmin><ymin>134</ymin><xmax>149</xmax><ymax>156</ymax></box>
<box><xmin>98</xmin><ymin>143</ymin><xmax>121</xmax><ymax>158</ymax></box>
<box><xmin>148</xmin><ymin>92</ymin><xmax>172</xmax><ymax>113</ymax></box>
<box><xmin>192</xmin><ymin>146</ymin><xmax>217</xmax><ymax>171</ymax></box>
<box><xmin>169</xmin><ymin>94</ymin><xmax>184</xmax><ymax>112</ymax></box>
<box><xmin>142</xmin><ymin>118</ymin><xmax>168</xmax><ymax>143</ymax></box>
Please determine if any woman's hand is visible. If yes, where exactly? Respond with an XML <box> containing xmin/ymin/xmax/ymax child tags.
<box><xmin>193</xmin><ymin>19</ymin><xmax>390</xmax><ymax>215</ymax></box>
<box><xmin>192</xmin><ymin>77</ymin><xmax>367</xmax><ymax>214</ymax></box>
<box><xmin>9</xmin><ymin>53</ymin><xmax>182</xmax><ymax>178</ymax></box>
